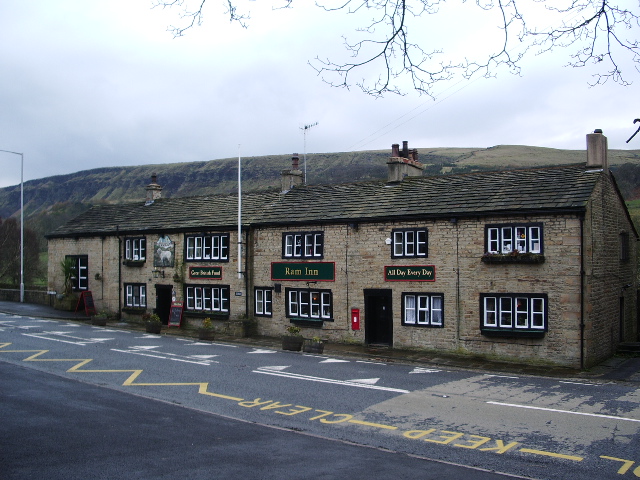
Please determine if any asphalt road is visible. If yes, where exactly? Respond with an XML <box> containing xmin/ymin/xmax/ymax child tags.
<box><xmin>1</xmin><ymin>362</ymin><xmax>513</xmax><ymax>480</ymax></box>
<box><xmin>2</xmin><ymin>313</ymin><xmax>640</xmax><ymax>479</ymax></box>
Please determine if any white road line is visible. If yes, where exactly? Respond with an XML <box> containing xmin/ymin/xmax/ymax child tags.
<box><xmin>22</xmin><ymin>333</ymin><xmax>90</xmax><ymax>346</ymax></box>
<box><xmin>254</xmin><ymin>367</ymin><xmax>410</xmax><ymax>393</ymax></box>
<box><xmin>111</xmin><ymin>348</ymin><xmax>217</xmax><ymax>365</ymax></box>
<box><xmin>487</xmin><ymin>401</ymin><xmax>640</xmax><ymax>423</ymax></box>
<box><xmin>559</xmin><ymin>381</ymin><xmax>600</xmax><ymax>386</ymax></box>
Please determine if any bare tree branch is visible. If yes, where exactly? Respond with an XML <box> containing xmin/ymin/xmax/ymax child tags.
<box><xmin>156</xmin><ymin>0</ymin><xmax>640</xmax><ymax>96</ymax></box>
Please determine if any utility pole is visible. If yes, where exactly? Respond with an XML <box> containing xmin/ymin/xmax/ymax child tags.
<box><xmin>301</xmin><ymin>122</ymin><xmax>318</xmax><ymax>185</ymax></box>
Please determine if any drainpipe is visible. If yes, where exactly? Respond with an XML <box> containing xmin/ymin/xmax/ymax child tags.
<box><xmin>117</xmin><ymin>226</ymin><xmax>122</xmax><ymax>319</ymax></box>
<box><xmin>244</xmin><ymin>228</ymin><xmax>250</xmax><ymax>319</ymax></box>
<box><xmin>580</xmin><ymin>215</ymin><xmax>585</xmax><ymax>370</ymax></box>
<box><xmin>453</xmin><ymin>218</ymin><xmax>461</xmax><ymax>349</ymax></box>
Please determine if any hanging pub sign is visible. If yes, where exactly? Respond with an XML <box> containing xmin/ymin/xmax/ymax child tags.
<box><xmin>154</xmin><ymin>235</ymin><xmax>175</xmax><ymax>267</ymax></box>
<box><xmin>189</xmin><ymin>266</ymin><xmax>223</xmax><ymax>280</ymax></box>
<box><xmin>385</xmin><ymin>265</ymin><xmax>436</xmax><ymax>282</ymax></box>
<box><xmin>271</xmin><ymin>262</ymin><xmax>335</xmax><ymax>281</ymax></box>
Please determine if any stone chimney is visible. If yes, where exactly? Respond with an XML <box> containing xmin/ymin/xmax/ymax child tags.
<box><xmin>281</xmin><ymin>154</ymin><xmax>304</xmax><ymax>193</ymax></box>
<box><xmin>586</xmin><ymin>129</ymin><xmax>608</xmax><ymax>170</ymax></box>
<box><xmin>145</xmin><ymin>173</ymin><xmax>162</xmax><ymax>204</ymax></box>
<box><xmin>387</xmin><ymin>141</ymin><xmax>424</xmax><ymax>183</ymax></box>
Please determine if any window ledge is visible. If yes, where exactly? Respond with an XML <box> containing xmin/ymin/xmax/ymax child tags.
<box><xmin>290</xmin><ymin>318</ymin><xmax>329</xmax><ymax>328</ymax></box>
<box><xmin>481</xmin><ymin>328</ymin><xmax>546</xmax><ymax>338</ymax></box>
<box><xmin>122</xmin><ymin>307</ymin><xmax>147</xmax><ymax>315</ymax></box>
<box><xmin>123</xmin><ymin>260</ymin><xmax>146</xmax><ymax>267</ymax></box>
<box><xmin>184</xmin><ymin>312</ymin><xmax>230</xmax><ymax>320</ymax></box>
<box><xmin>481</xmin><ymin>254</ymin><xmax>545</xmax><ymax>264</ymax></box>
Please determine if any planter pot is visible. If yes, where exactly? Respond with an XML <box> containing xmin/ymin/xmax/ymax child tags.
<box><xmin>92</xmin><ymin>316</ymin><xmax>108</xmax><ymax>326</ymax></box>
<box><xmin>481</xmin><ymin>254</ymin><xmax>545</xmax><ymax>264</ymax></box>
<box><xmin>53</xmin><ymin>294</ymin><xmax>78</xmax><ymax>312</ymax></box>
<box><xmin>282</xmin><ymin>335</ymin><xmax>304</xmax><ymax>351</ymax></box>
<box><xmin>145</xmin><ymin>322</ymin><xmax>162</xmax><ymax>334</ymax></box>
<box><xmin>198</xmin><ymin>329</ymin><xmax>215</xmax><ymax>341</ymax></box>
<box><xmin>303</xmin><ymin>340</ymin><xmax>325</xmax><ymax>354</ymax></box>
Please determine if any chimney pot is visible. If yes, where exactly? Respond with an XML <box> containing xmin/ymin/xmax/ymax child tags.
<box><xmin>586</xmin><ymin>130</ymin><xmax>608</xmax><ymax>170</ymax></box>
<box><xmin>146</xmin><ymin>173</ymin><xmax>162</xmax><ymax>202</ymax></box>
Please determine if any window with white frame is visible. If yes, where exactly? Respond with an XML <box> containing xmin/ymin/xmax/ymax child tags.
<box><xmin>185</xmin><ymin>233</ymin><xmax>229</xmax><ymax>261</ymax></box>
<box><xmin>125</xmin><ymin>237</ymin><xmax>146</xmax><ymax>261</ymax></box>
<box><xmin>254</xmin><ymin>287</ymin><xmax>273</xmax><ymax>317</ymax></box>
<box><xmin>125</xmin><ymin>284</ymin><xmax>146</xmax><ymax>308</ymax></box>
<box><xmin>185</xmin><ymin>285</ymin><xmax>230</xmax><ymax>313</ymax></box>
<box><xmin>66</xmin><ymin>255</ymin><xmax>88</xmax><ymax>291</ymax></box>
<box><xmin>282</xmin><ymin>232</ymin><xmax>324</xmax><ymax>258</ymax></box>
<box><xmin>402</xmin><ymin>293</ymin><xmax>443</xmax><ymax>327</ymax></box>
<box><xmin>486</xmin><ymin>224</ymin><xmax>542</xmax><ymax>254</ymax></box>
<box><xmin>392</xmin><ymin>228</ymin><xmax>428</xmax><ymax>258</ymax></box>
<box><xmin>286</xmin><ymin>288</ymin><xmax>332</xmax><ymax>320</ymax></box>
<box><xmin>481</xmin><ymin>293</ymin><xmax>547</xmax><ymax>333</ymax></box>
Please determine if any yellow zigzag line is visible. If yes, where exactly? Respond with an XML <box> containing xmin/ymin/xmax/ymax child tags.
<box><xmin>0</xmin><ymin>342</ymin><xmax>242</xmax><ymax>401</ymax></box>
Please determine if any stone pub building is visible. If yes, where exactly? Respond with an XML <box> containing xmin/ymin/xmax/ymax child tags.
<box><xmin>47</xmin><ymin>131</ymin><xmax>638</xmax><ymax>368</ymax></box>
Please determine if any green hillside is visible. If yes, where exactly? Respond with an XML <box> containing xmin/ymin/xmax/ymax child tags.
<box><xmin>1</xmin><ymin>145</ymin><xmax>640</xmax><ymax>250</ymax></box>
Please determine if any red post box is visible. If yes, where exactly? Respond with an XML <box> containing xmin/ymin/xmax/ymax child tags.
<box><xmin>351</xmin><ymin>308</ymin><xmax>360</xmax><ymax>330</ymax></box>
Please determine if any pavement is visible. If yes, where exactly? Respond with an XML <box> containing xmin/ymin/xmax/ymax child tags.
<box><xmin>2</xmin><ymin>300</ymin><xmax>639</xmax><ymax>383</ymax></box>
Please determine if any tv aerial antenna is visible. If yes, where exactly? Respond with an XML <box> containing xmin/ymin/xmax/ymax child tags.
<box><xmin>301</xmin><ymin>122</ymin><xmax>318</xmax><ymax>185</ymax></box>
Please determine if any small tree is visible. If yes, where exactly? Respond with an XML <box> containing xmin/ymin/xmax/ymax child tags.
<box><xmin>60</xmin><ymin>257</ymin><xmax>76</xmax><ymax>296</ymax></box>
<box><xmin>0</xmin><ymin>217</ymin><xmax>42</xmax><ymax>287</ymax></box>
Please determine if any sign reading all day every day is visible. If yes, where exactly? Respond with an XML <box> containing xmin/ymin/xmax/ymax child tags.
<box><xmin>188</xmin><ymin>266</ymin><xmax>223</xmax><ymax>280</ymax></box>
<box><xmin>271</xmin><ymin>262</ymin><xmax>335</xmax><ymax>281</ymax></box>
<box><xmin>385</xmin><ymin>265</ymin><xmax>436</xmax><ymax>282</ymax></box>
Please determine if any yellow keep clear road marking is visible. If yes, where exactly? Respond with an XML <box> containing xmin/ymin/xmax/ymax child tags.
<box><xmin>348</xmin><ymin>419</ymin><xmax>398</xmax><ymax>430</ymax></box>
<box><xmin>519</xmin><ymin>448</ymin><xmax>583</xmax><ymax>461</ymax></box>
<box><xmin>0</xmin><ymin>343</ymin><xmax>629</xmax><ymax>471</ymax></box>
<box><xmin>0</xmin><ymin>342</ymin><xmax>243</xmax><ymax>401</ymax></box>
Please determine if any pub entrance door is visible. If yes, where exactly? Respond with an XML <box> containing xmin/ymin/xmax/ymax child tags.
<box><xmin>364</xmin><ymin>289</ymin><xmax>393</xmax><ymax>346</ymax></box>
<box><xmin>155</xmin><ymin>284</ymin><xmax>173</xmax><ymax>325</ymax></box>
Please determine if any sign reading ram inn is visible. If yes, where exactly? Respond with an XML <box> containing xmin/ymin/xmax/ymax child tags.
<box><xmin>271</xmin><ymin>262</ymin><xmax>335</xmax><ymax>281</ymax></box>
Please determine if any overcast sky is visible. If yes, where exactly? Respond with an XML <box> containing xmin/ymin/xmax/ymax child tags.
<box><xmin>0</xmin><ymin>0</ymin><xmax>638</xmax><ymax>188</ymax></box>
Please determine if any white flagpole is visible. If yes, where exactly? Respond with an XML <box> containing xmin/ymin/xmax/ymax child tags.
<box><xmin>237</xmin><ymin>145</ymin><xmax>242</xmax><ymax>279</ymax></box>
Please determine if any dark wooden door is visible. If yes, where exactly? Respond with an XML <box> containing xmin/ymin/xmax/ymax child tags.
<box><xmin>364</xmin><ymin>289</ymin><xmax>393</xmax><ymax>346</ymax></box>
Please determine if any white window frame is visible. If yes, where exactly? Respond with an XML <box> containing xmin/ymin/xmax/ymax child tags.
<box><xmin>391</xmin><ymin>228</ymin><xmax>428</xmax><ymax>258</ymax></box>
<box><xmin>283</xmin><ymin>232</ymin><xmax>324</xmax><ymax>259</ymax></box>
<box><xmin>286</xmin><ymin>288</ymin><xmax>332</xmax><ymax>320</ymax></box>
<box><xmin>125</xmin><ymin>237</ymin><xmax>146</xmax><ymax>261</ymax></box>
<box><xmin>486</xmin><ymin>224</ymin><xmax>543</xmax><ymax>254</ymax></box>
<box><xmin>66</xmin><ymin>255</ymin><xmax>88</xmax><ymax>291</ymax></box>
<box><xmin>402</xmin><ymin>293</ymin><xmax>444</xmax><ymax>327</ymax></box>
<box><xmin>125</xmin><ymin>284</ymin><xmax>147</xmax><ymax>308</ymax></box>
<box><xmin>185</xmin><ymin>234</ymin><xmax>229</xmax><ymax>261</ymax></box>
<box><xmin>255</xmin><ymin>288</ymin><xmax>273</xmax><ymax>317</ymax></box>
<box><xmin>481</xmin><ymin>294</ymin><xmax>547</xmax><ymax>332</ymax></box>
<box><xmin>185</xmin><ymin>285</ymin><xmax>230</xmax><ymax>313</ymax></box>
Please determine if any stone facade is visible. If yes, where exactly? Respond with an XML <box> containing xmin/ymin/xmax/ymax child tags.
<box><xmin>47</xmin><ymin>134</ymin><xmax>638</xmax><ymax>368</ymax></box>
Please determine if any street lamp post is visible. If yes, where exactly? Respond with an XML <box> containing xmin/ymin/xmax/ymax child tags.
<box><xmin>0</xmin><ymin>149</ymin><xmax>24</xmax><ymax>303</ymax></box>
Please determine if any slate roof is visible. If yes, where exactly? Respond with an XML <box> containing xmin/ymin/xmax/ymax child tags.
<box><xmin>47</xmin><ymin>164</ymin><xmax>604</xmax><ymax>238</ymax></box>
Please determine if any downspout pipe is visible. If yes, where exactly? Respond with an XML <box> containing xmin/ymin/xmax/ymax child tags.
<box><xmin>580</xmin><ymin>215</ymin><xmax>585</xmax><ymax>370</ymax></box>
<box><xmin>117</xmin><ymin>226</ymin><xmax>122</xmax><ymax>319</ymax></box>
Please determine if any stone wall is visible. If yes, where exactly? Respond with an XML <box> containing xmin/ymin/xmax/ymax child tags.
<box><xmin>582</xmin><ymin>172</ymin><xmax>638</xmax><ymax>366</ymax></box>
